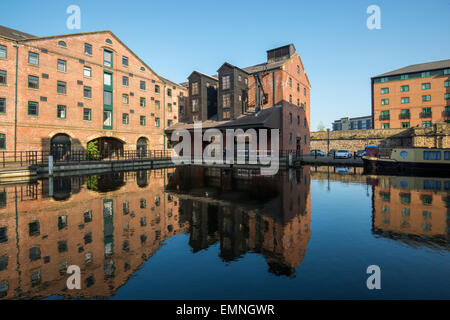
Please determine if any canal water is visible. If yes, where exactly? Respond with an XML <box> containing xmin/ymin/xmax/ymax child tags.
<box><xmin>0</xmin><ymin>166</ymin><xmax>449</xmax><ymax>300</ymax></box>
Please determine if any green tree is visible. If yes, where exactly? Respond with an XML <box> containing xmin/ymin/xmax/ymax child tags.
<box><xmin>87</xmin><ymin>141</ymin><xmax>101</xmax><ymax>160</ymax></box>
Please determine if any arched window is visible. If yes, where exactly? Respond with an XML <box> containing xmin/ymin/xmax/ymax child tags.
<box><xmin>50</xmin><ymin>134</ymin><xmax>71</xmax><ymax>161</ymax></box>
<box><xmin>58</xmin><ymin>41</ymin><xmax>67</xmax><ymax>48</ymax></box>
<box><xmin>137</xmin><ymin>137</ymin><xmax>148</xmax><ymax>157</ymax></box>
<box><xmin>105</xmin><ymin>38</ymin><xmax>113</xmax><ymax>45</ymax></box>
<box><xmin>140</xmin><ymin>67</ymin><xmax>146</xmax><ymax>71</ymax></box>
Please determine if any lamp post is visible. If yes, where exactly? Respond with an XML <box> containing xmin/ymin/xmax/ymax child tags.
<box><xmin>327</xmin><ymin>128</ymin><xmax>330</xmax><ymax>155</ymax></box>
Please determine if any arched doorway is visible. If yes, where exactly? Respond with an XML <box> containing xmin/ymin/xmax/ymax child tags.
<box><xmin>88</xmin><ymin>137</ymin><xmax>124</xmax><ymax>159</ymax></box>
<box><xmin>50</xmin><ymin>134</ymin><xmax>71</xmax><ymax>161</ymax></box>
<box><xmin>137</xmin><ymin>137</ymin><xmax>148</xmax><ymax>157</ymax></box>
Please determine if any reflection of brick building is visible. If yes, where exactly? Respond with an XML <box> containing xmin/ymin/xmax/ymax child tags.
<box><xmin>166</xmin><ymin>167</ymin><xmax>312</xmax><ymax>276</ymax></box>
<box><xmin>372</xmin><ymin>176</ymin><xmax>450</xmax><ymax>248</ymax></box>
<box><xmin>0</xmin><ymin>25</ymin><xmax>186</xmax><ymax>155</ymax></box>
<box><xmin>0</xmin><ymin>169</ymin><xmax>186</xmax><ymax>299</ymax></box>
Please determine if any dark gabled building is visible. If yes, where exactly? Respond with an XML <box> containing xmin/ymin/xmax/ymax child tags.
<box><xmin>187</xmin><ymin>71</ymin><xmax>218</xmax><ymax>122</ymax></box>
<box><xmin>217</xmin><ymin>62</ymin><xmax>249</xmax><ymax>121</ymax></box>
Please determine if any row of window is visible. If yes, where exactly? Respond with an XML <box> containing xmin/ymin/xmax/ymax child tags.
<box><xmin>380</xmin><ymin>121</ymin><xmax>432</xmax><ymax>129</ymax></box>
<box><xmin>380</xmin><ymin>81</ymin><xmax>450</xmax><ymax>94</ymax></box>
<box><xmin>375</xmin><ymin>68</ymin><xmax>450</xmax><ymax>84</ymax></box>
<box><xmin>288</xmin><ymin>78</ymin><xmax>308</xmax><ymax>97</ymax></box>
<box><xmin>381</xmin><ymin>93</ymin><xmax>450</xmax><ymax>105</ymax></box>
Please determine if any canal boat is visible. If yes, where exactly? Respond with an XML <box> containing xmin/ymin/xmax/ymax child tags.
<box><xmin>362</xmin><ymin>148</ymin><xmax>450</xmax><ymax>177</ymax></box>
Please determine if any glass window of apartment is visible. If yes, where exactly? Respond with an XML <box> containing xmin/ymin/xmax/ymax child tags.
<box><xmin>122</xmin><ymin>94</ymin><xmax>129</xmax><ymax>105</ymax></box>
<box><xmin>140</xmin><ymin>80</ymin><xmax>146</xmax><ymax>90</ymax></box>
<box><xmin>0</xmin><ymin>70</ymin><xmax>6</xmax><ymax>85</ymax></box>
<box><xmin>222</xmin><ymin>75</ymin><xmax>230</xmax><ymax>90</ymax></box>
<box><xmin>422</xmin><ymin>95</ymin><xmax>431</xmax><ymax>102</ymax></box>
<box><xmin>304</xmin><ymin>88</ymin><xmax>307</xmax><ymax>96</ymax></box>
<box><xmin>191</xmin><ymin>99</ymin><xmax>198</xmax><ymax>112</ymax></box>
<box><xmin>168</xmin><ymin>103</ymin><xmax>172</xmax><ymax>112</ymax></box>
<box><xmin>445</xmin><ymin>93</ymin><xmax>450</xmax><ymax>100</ymax></box>
<box><xmin>401</xmin><ymin>122</ymin><xmax>410</xmax><ymax>128</ymax></box>
<box><xmin>0</xmin><ymin>134</ymin><xmax>5</xmax><ymax>150</ymax></box>
<box><xmin>421</xmin><ymin>71</ymin><xmax>430</xmax><ymax>77</ymax></box>
<box><xmin>57</xmin><ymin>81</ymin><xmax>66</xmax><ymax>94</ymax></box>
<box><xmin>155</xmin><ymin>84</ymin><xmax>160</xmax><ymax>93</ymax></box>
<box><xmin>422</xmin><ymin>83</ymin><xmax>431</xmax><ymax>90</ymax></box>
<box><xmin>444</xmin><ymin>69</ymin><xmax>450</xmax><ymax>75</ymax></box>
<box><xmin>297</xmin><ymin>83</ymin><xmax>300</xmax><ymax>92</ymax></box>
<box><xmin>0</xmin><ymin>45</ymin><xmax>6</xmax><ymax>59</ymax></box>
<box><xmin>83</xmin><ymin>66</ymin><xmax>91</xmax><ymax>78</ymax></box>
<box><xmin>289</xmin><ymin>78</ymin><xmax>292</xmax><ymax>88</ymax></box>
<box><xmin>168</xmin><ymin>119</ymin><xmax>173</xmax><ymax>127</ymax></box>
<box><xmin>140</xmin><ymin>116</ymin><xmax>146</xmax><ymax>126</ymax></box>
<box><xmin>381</xmin><ymin>123</ymin><xmax>389</xmax><ymax>129</ymax></box>
<box><xmin>223</xmin><ymin>94</ymin><xmax>231</xmax><ymax>108</ymax></box>
<box><xmin>401</xmin><ymin>97</ymin><xmax>410</xmax><ymax>104</ymax></box>
<box><xmin>122</xmin><ymin>113</ymin><xmax>129</xmax><ymax>124</ymax></box>
<box><xmin>297</xmin><ymin>65</ymin><xmax>300</xmax><ymax>74</ymax></box>
<box><xmin>28</xmin><ymin>101</ymin><xmax>38</xmax><ymax>116</ymax></box>
<box><xmin>57</xmin><ymin>59</ymin><xmax>66</xmax><ymax>72</ymax></box>
<box><xmin>422</xmin><ymin>121</ymin><xmax>432</xmax><ymax>128</ymax></box>
<box><xmin>83</xmin><ymin>108</ymin><xmax>91</xmax><ymax>121</ymax></box>
<box><xmin>122</xmin><ymin>76</ymin><xmax>129</xmax><ymax>86</ymax></box>
<box><xmin>140</xmin><ymin>97</ymin><xmax>146</xmax><ymax>107</ymax></box>
<box><xmin>84</xmin><ymin>43</ymin><xmax>92</xmax><ymax>55</ymax></box>
<box><xmin>400</xmin><ymin>109</ymin><xmax>410</xmax><ymax>119</ymax></box>
<box><xmin>167</xmin><ymin>88</ymin><xmax>172</xmax><ymax>96</ymax></box>
<box><xmin>422</xmin><ymin>107</ymin><xmax>431</xmax><ymax>116</ymax></box>
<box><xmin>380</xmin><ymin>77</ymin><xmax>389</xmax><ymax>83</ymax></box>
<box><xmin>0</xmin><ymin>98</ymin><xmax>5</xmax><ymax>113</ymax></box>
<box><xmin>122</xmin><ymin>56</ymin><xmax>129</xmax><ymax>67</ymax></box>
<box><xmin>28</xmin><ymin>75</ymin><xmax>39</xmax><ymax>89</ymax></box>
<box><xmin>28</xmin><ymin>52</ymin><xmax>39</xmax><ymax>65</ymax></box>
<box><xmin>191</xmin><ymin>82</ymin><xmax>199</xmax><ymax>95</ymax></box>
<box><xmin>400</xmin><ymin>74</ymin><xmax>409</xmax><ymax>80</ymax></box>
<box><xmin>103</xmin><ymin>49</ymin><xmax>113</xmax><ymax>68</ymax></box>
<box><xmin>57</xmin><ymin>105</ymin><xmax>66</xmax><ymax>119</ymax></box>
<box><xmin>84</xmin><ymin>86</ymin><xmax>92</xmax><ymax>98</ymax></box>
<box><xmin>155</xmin><ymin>117</ymin><xmax>160</xmax><ymax>127</ymax></box>
<box><xmin>223</xmin><ymin>109</ymin><xmax>231</xmax><ymax>120</ymax></box>
<box><xmin>400</xmin><ymin>85</ymin><xmax>409</xmax><ymax>92</ymax></box>
<box><xmin>104</xmin><ymin>91</ymin><xmax>112</xmax><ymax>106</ymax></box>
<box><xmin>445</xmin><ymin>81</ymin><xmax>450</xmax><ymax>87</ymax></box>
<box><xmin>289</xmin><ymin>95</ymin><xmax>292</xmax><ymax>104</ymax></box>
<box><xmin>155</xmin><ymin>100</ymin><xmax>160</xmax><ymax>110</ymax></box>
<box><xmin>381</xmin><ymin>88</ymin><xmax>389</xmax><ymax>94</ymax></box>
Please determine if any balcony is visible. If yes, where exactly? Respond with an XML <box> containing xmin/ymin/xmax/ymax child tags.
<box><xmin>443</xmin><ymin>110</ymin><xmax>450</xmax><ymax>118</ymax></box>
<box><xmin>399</xmin><ymin>113</ymin><xmax>410</xmax><ymax>120</ymax></box>
<box><xmin>420</xmin><ymin>111</ymin><xmax>432</xmax><ymax>118</ymax></box>
<box><xmin>379</xmin><ymin>114</ymin><xmax>390</xmax><ymax>121</ymax></box>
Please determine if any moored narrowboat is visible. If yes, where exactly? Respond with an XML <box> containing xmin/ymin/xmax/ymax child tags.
<box><xmin>363</xmin><ymin>148</ymin><xmax>450</xmax><ymax>177</ymax></box>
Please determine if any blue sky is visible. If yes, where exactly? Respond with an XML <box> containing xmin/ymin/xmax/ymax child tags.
<box><xmin>1</xmin><ymin>0</ymin><xmax>449</xmax><ymax>130</ymax></box>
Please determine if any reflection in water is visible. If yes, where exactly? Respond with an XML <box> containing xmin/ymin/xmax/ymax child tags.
<box><xmin>0</xmin><ymin>166</ymin><xmax>448</xmax><ymax>299</ymax></box>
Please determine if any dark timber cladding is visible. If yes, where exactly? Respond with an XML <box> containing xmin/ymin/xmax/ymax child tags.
<box><xmin>217</xmin><ymin>62</ymin><xmax>249</xmax><ymax>121</ymax></box>
<box><xmin>187</xmin><ymin>71</ymin><xmax>218</xmax><ymax>122</ymax></box>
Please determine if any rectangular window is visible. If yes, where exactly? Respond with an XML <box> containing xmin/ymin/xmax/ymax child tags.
<box><xmin>103</xmin><ymin>110</ymin><xmax>112</xmax><ymax>127</ymax></box>
<box><xmin>84</xmin><ymin>86</ymin><xmax>92</xmax><ymax>98</ymax></box>
<box><xmin>28</xmin><ymin>101</ymin><xmax>38</xmax><ymax>116</ymax></box>
<box><xmin>140</xmin><ymin>81</ymin><xmax>146</xmax><ymax>90</ymax></box>
<box><xmin>155</xmin><ymin>85</ymin><xmax>160</xmax><ymax>93</ymax></box>
<box><xmin>445</xmin><ymin>81</ymin><xmax>450</xmax><ymax>87</ymax></box>
<box><xmin>191</xmin><ymin>82</ymin><xmax>198</xmax><ymax>95</ymax></box>
<box><xmin>122</xmin><ymin>94</ymin><xmax>129</xmax><ymax>105</ymax></box>
<box><xmin>223</xmin><ymin>94</ymin><xmax>231</xmax><ymax>108</ymax></box>
<box><xmin>222</xmin><ymin>75</ymin><xmax>230</xmax><ymax>90</ymax></box>
<box><xmin>0</xmin><ymin>70</ymin><xmax>6</xmax><ymax>85</ymax></box>
<box><xmin>191</xmin><ymin>99</ymin><xmax>198</xmax><ymax>112</ymax></box>
<box><xmin>382</xmin><ymin>123</ymin><xmax>389</xmax><ymax>129</ymax></box>
<box><xmin>381</xmin><ymin>110</ymin><xmax>390</xmax><ymax>120</ymax></box>
<box><xmin>421</xmin><ymin>71</ymin><xmax>431</xmax><ymax>77</ymax></box>
<box><xmin>381</xmin><ymin>99</ymin><xmax>389</xmax><ymax>105</ymax></box>
<box><xmin>444</xmin><ymin>69</ymin><xmax>450</xmax><ymax>75</ymax></box>
<box><xmin>103</xmin><ymin>49</ymin><xmax>113</xmax><ymax>68</ymax></box>
<box><xmin>400</xmin><ymin>85</ymin><xmax>409</xmax><ymax>92</ymax></box>
<box><xmin>122</xmin><ymin>113</ymin><xmax>129</xmax><ymax>124</ymax></box>
<box><xmin>140</xmin><ymin>97</ymin><xmax>146</xmax><ymax>107</ymax></box>
<box><xmin>0</xmin><ymin>133</ymin><xmax>5</xmax><ymax>150</ymax></box>
<box><xmin>28</xmin><ymin>52</ymin><xmax>39</xmax><ymax>65</ymax></box>
<box><xmin>83</xmin><ymin>108</ymin><xmax>91</xmax><ymax>121</ymax></box>
<box><xmin>444</xmin><ymin>151</ymin><xmax>450</xmax><ymax>160</ymax></box>
<box><xmin>122</xmin><ymin>56</ymin><xmax>129</xmax><ymax>67</ymax></box>
<box><xmin>103</xmin><ymin>91</ymin><xmax>112</xmax><ymax>106</ymax></box>
<box><xmin>289</xmin><ymin>78</ymin><xmax>292</xmax><ymax>88</ymax></box>
<box><xmin>155</xmin><ymin>117</ymin><xmax>160</xmax><ymax>127</ymax></box>
<box><xmin>381</xmin><ymin>88</ymin><xmax>389</xmax><ymax>94</ymax></box>
<box><xmin>167</xmin><ymin>119</ymin><xmax>173</xmax><ymax>127</ymax></box>
<box><xmin>83</xmin><ymin>66</ymin><xmax>91</xmax><ymax>78</ymax></box>
<box><xmin>401</xmin><ymin>97</ymin><xmax>409</xmax><ymax>104</ymax></box>
<box><xmin>57</xmin><ymin>59</ymin><xmax>66</xmax><ymax>72</ymax></box>
<box><xmin>84</xmin><ymin>43</ymin><xmax>92</xmax><ymax>55</ymax></box>
<box><xmin>167</xmin><ymin>88</ymin><xmax>172</xmax><ymax>96</ymax></box>
<box><xmin>422</xmin><ymin>121</ymin><xmax>432</xmax><ymax>128</ymax></box>
<box><xmin>223</xmin><ymin>109</ymin><xmax>231</xmax><ymax>120</ymax></box>
<box><xmin>122</xmin><ymin>76</ymin><xmax>129</xmax><ymax>86</ymax></box>
<box><xmin>423</xmin><ymin>151</ymin><xmax>441</xmax><ymax>160</ymax></box>
<box><xmin>445</xmin><ymin>93</ymin><xmax>450</xmax><ymax>100</ymax></box>
<box><xmin>422</xmin><ymin>83</ymin><xmax>431</xmax><ymax>90</ymax></box>
<box><xmin>380</xmin><ymin>77</ymin><xmax>389</xmax><ymax>83</ymax></box>
<box><xmin>57</xmin><ymin>105</ymin><xmax>66</xmax><ymax>119</ymax></box>
<box><xmin>400</xmin><ymin>74</ymin><xmax>409</xmax><ymax>80</ymax></box>
<box><xmin>422</xmin><ymin>107</ymin><xmax>431</xmax><ymax>117</ymax></box>
<box><xmin>28</xmin><ymin>75</ymin><xmax>39</xmax><ymax>89</ymax></box>
<box><xmin>168</xmin><ymin>103</ymin><xmax>172</xmax><ymax>112</ymax></box>
<box><xmin>0</xmin><ymin>98</ymin><xmax>5</xmax><ymax>113</ymax></box>
<box><xmin>422</xmin><ymin>95</ymin><xmax>431</xmax><ymax>102</ymax></box>
<box><xmin>140</xmin><ymin>116</ymin><xmax>146</xmax><ymax>126</ymax></box>
<box><xmin>401</xmin><ymin>122</ymin><xmax>410</xmax><ymax>128</ymax></box>
<box><xmin>155</xmin><ymin>100</ymin><xmax>160</xmax><ymax>110</ymax></box>
<box><xmin>57</xmin><ymin>81</ymin><xmax>66</xmax><ymax>94</ymax></box>
<box><xmin>0</xmin><ymin>45</ymin><xmax>6</xmax><ymax>59</ymax></box>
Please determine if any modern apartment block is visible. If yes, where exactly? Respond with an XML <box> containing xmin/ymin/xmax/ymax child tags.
<box><xmin>372</xmin><ymin>59</ymin><xmax>450</xmax><ymax>129</ymax></box>
<box><xmin>0</xmin><ymin>25</ymin><xmax>186</xmax><ymax>156</ymax></box>
<box><xmin>332</xmin><ymin>115</ymin><xmax>373</xmax><ymax>131</ymax></box>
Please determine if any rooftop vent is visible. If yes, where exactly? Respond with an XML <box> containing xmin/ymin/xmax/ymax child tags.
<box><xmin>266</xmin><ymin>44</ymin><xmax>296</xmax><ymax>63</ymax></box>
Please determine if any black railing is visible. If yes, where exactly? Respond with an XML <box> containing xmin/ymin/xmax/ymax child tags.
<box><xmin>380</xmin><ymin>115</ymin><xmax>390</xmax><ymax>121</ymax></box>
<box><xmin>443</xmin><ymin>110</ymin><xmax>450</xmax><ymax>117</ymax></box>
<box><xmin>399</xmin><ymin>113</ymin><xmax>410</xmax><ymax>119</ymax></box>
<box><xmin>420</xmin><ymin>111</ymin><xmax>432</xmax><ymax>118</ymax></box>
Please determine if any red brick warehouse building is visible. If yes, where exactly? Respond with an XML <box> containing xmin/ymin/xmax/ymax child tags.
<box><xmin>0</xmin><ymin>25</ymin><xmax>187</xmax><ymax>157</ymax></box>
<box><xmin>169</xmin><ymin>44</ymin><xmax>311</xmax><ymax>155</ymax></box>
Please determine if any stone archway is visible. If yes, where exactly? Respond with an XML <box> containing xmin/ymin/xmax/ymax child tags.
<box><xmin>137</xmin><ymin>137</ymin><xmax>148</xmax><ymax>157</ymax></box>
<box><xmin>88</xmin><ymin>137</ymin><xmax>125</xmax><ymax>159</ymax></box>
<box><xmin>50</xmin><ymin>133</ymin><xmax>72</xmax><ymax>161</ymax></box>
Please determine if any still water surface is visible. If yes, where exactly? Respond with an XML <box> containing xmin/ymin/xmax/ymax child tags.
<box><xmin>0</xmin><ymin>166</ymin><xmax>449</xmax><ymax>299</ymax></box>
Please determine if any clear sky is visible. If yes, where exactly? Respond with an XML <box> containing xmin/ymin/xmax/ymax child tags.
<box><xmin>1</xmin><ymin>0</ymin><xmax>449</xmax><ymax>130</ymax></box>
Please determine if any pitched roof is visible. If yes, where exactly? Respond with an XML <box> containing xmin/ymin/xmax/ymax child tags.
<box><xmin>0</xmin><ymin>25</ymin><xmax>35</xmax><ymax>40</ymax></box>
<box><xmin>189</xmin><ymin>70</ymin><xmax>219</xmax><ymax>81</ymax></box>
<box><xmin>373</xmin><ymin>59</ymin><xmax>450</xmax><ymax>78</ymax></box>
<box><xmin>242</xmin><ymin>58</ymin><xmax>288</xmax><ymax>74</ymax></box>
